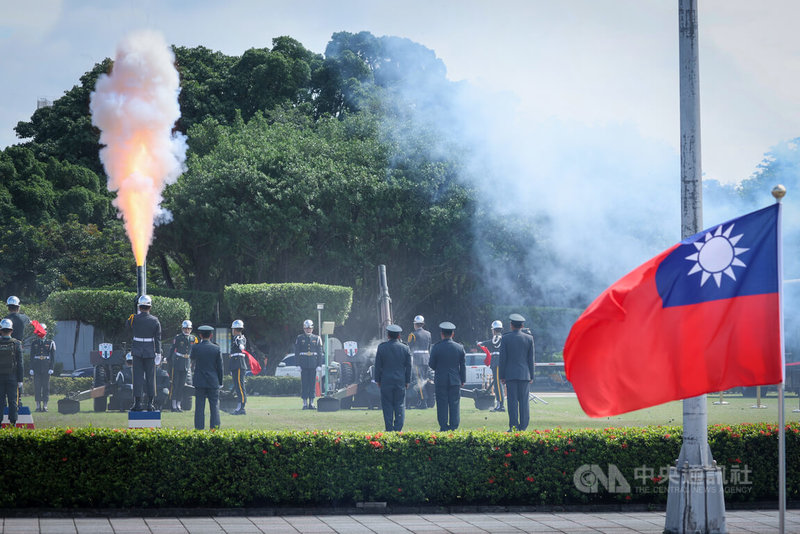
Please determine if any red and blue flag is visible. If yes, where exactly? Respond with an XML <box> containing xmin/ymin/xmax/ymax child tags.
<box><xmin>564</xmin><ymin>204</ymin><xmax>782</xmax><ymax>417</ymax></box>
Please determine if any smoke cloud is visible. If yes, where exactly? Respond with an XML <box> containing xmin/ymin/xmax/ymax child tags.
<box><xmin>90</xmin><ymin>30</ymin><xmax>186</xmax><ymax>266</ymax></box>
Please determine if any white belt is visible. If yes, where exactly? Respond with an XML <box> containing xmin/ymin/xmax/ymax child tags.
<box><xmin>230</xmin><ymin>353</ymin><xmax>245</xmax><ymax>357</ymax></box>
<box><xmin>133</xmin><ymin>337</ymin><xmax>154</xmax><ymax>342</ymax></box>
<box><xmin>413</xmin><ymin>350</ymin><xmax>429</xmax><ymax>354</ymax></box>
<box><xmin>176</xmin><ymin>353</ymin><xmax>189</xmax><ymax>358</ymax></box>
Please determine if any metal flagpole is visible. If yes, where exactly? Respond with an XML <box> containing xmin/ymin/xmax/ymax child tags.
<box><xmin>665</xmin><ymin>1</ymin><xmax>726</xmax><ymax>531</ymax></box>
<box><xmin>773</xmin><ymin>185</ymin><xmax>786</xmax><ymax>533</ymax></box>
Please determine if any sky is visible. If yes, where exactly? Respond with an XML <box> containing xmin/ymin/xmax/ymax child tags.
<box><xmin>1</xmin><ymin>0</ymin><xmax>799</xmax><ymax>187</ymax></box>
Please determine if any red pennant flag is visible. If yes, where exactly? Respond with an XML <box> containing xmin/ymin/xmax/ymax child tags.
<box><xmin>479</xmin><ymin>344</ymin><xmax>492</xmax><ymax>366</ymax></box>
<box><xmin>243</xmin><ymin>350</ymin><xmax>261</xmax><ymax>375</ymax></box>
<box><xmin>31</xmin><ymin>320</ymin><xmax>46</xmax><ymax>338</ymax></box>
<box><xmin>564</xmin><ymin>204</ymin><xmax>782</xmax><ymax>417</ymax></box>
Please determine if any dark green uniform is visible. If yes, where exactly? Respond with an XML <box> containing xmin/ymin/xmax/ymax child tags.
<box><xmin>294</xmin><ymin>333</ymin><xmax>324</xmax><ymax>404</ymax></box>
<box><xmin>499</xmin><ymin>329</ymin><xmax>535</xmax><ymax>431</ymax></box>
<box><xmin>229</xmin><ymin>334</ymin><xmax>247</xmax><ymax>412</ymax></box>
<box><xmin>30</xmin><ymin>336</ymin><xmax>55</xmax><ymax>409</ymax></box>
<box><xmin>129</xmin><ymin>311</ymin><xmax>162</xmax><ymax>408</ymax></box>
<box><xmin>0</xmin><ymin>336</ymin><xmax>23</xmax><ymax>426</ymax></box>
<box><xmin>169</xmin><ymin>332</ymin><xmax>197</xmax><ymax>409</ymax></box>
<box><xmin>429</xmin><ymin>337</ymin><xmax>466</xmax><ymax>431</ymax></box>
<box><xmin>191</xmin><ymin>338</ymin><xmax>223</xmax><ymax>430</ymax></box>
<box><xmin>374</xmin><ymin>338</ymin><xmax>412</xmax><ymax>431</ymax></box>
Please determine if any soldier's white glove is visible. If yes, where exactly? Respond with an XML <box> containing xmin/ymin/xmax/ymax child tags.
<box><xmin>154</xmin><ymin>354</ymin><xmax>162</xmax><ymax>366</ymax></box>
<box><xmin>48</xmin><ymin>370</ymin><xmax>53</xmax><ymax>375</ymax></box>
<box><xmin>29</xmin><ymin>370</ymin><xmax>34</xmax><ymax>376</ymax></box>
<box><xmin>17</xmin><ymin>382</ymin><xmax>23</xmax><ymax>388</ymax></box>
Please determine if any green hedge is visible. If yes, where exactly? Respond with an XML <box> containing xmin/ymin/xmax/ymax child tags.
<box><xmin>222</xmin><ymin>376</ymin><xmax>300</xmax><ymax>396</ymax></box>
<box><xmin>0</xmin><ymin>423</ymin><xmax>797</xmax><ymax>508</ymax></box>
<box><xmin>47</xmin><ymin>289</ymin><xmax>191</xmax><ymax>345</ymax></box>
<box><xmin>224</xmin><ymin>282</ymin><xmax>352</xmax><ymax>327</ymax></box>
<box><xmin>21</xmin><ymin>377</ymin><xmax>93</xmax><ymax>396</ymax></box>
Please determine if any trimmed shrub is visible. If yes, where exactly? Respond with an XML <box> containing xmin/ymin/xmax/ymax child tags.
<box><xmin>0</xmin><ymin>423</ymin><xmax>796</xmax><ymax>508</ymax></box>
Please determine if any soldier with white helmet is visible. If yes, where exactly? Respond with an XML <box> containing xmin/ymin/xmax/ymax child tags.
<box><xmin>127</xmin><ymin>295</ymin><xmax>162</xmax><ymax>411</ymax></box>
<box><xmin>0</xmin><ymin>318</ymin><xmax>23</xmax><ymax>427</ymax></box>
<box><xmin>294</xmin><ymin>319</ymin><xmax>324</xmax><ymax>409</ymax></box>
<box><xmin>478</xmin><ymin>320</ymin><xmax>505</xmax><ymax>412</ymax></box>
<box><xmin>168</xmin><ymin>320</ymin><xmax>197</xmax><ymax>412</ymax></box>
<box><xmin>229</xmin><ymin>319</ymin><xmax>248</xmax><ymax>415</ymax></box>
<box><xmin>4</xmin><ymin>296</ymin><xmax>29</xmax><ymax>343</ymax></box>
<box><xmin>29</xmin><ymin>322</ymin><xmax>56</xmax><ymax>412</ymax></box>
<box><xmin>406</xmin><ymin>315</ymin><xmax>432</xmax><ymax>409</ymax></box>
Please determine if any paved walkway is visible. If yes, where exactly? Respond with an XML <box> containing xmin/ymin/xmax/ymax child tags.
<box><xmin>2</xmin><ymin>510</ymin><xmax>798</xmax><ymax>533</ymax></box>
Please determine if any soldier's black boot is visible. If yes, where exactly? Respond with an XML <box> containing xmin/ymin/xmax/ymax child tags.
<box><xmin>145</xmin><ymin>396</ymin><xmax>156</xmax><ymax>411</ymax></box>
<box><xmin>43</xmin><ymin>401</ymin><xmax>48</xmax><ymax>412</ymax></box>
<box><xmin>131</xmin><ymin>397</ymin><xmax>143</xmax><ymax>411</ymax></box>
<box><xmin>35</xmin><ymin>401</ymin><xmax>41</xmax><ymax>413</ymax></box>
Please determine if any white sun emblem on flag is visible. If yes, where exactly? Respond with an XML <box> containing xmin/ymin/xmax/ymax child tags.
<box><xmin>685</xmin><ymin>223</ymin><xmax>749</xmax><ymax>287</ymax></box>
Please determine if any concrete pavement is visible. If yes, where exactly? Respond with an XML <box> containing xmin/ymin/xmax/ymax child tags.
<box><xmin>2</xmin><ymin>510</ymin><xmax>798</xmax><ymax>533</ymax></box>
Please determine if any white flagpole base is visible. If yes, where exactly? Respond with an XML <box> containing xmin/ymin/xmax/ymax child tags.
<box><xmin>665</xmin><ymin>463</ymin><xmax>726</xmax><ymax>533</ymax></box>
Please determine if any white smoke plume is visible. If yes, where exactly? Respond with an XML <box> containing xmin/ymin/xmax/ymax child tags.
<box><xmin>90</xmin><ymin>30</ymin><xmax>186</xmax><ymax>266</ymax></box>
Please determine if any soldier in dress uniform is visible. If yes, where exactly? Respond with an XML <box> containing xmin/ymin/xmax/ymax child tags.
<box><xmin>428</xmin><ymin>321</ymin><xmax>466</xmax><ymax>431</ymax></box>
<box><xmin>29</xmin><ymin>323</ymin><xmax>55</xmax><ymax>412</ymax></box>
<box><xmin>295</xmin><ymin>319</ymin><xmax>324</xmax><ymax>410</ymax></box>
<box><xmin>169</xmin><ymin>320</ymin><xmax>197</xmax><ymax>412</ymax></box>
<box><xmin>406</xmin><ymin>315</ymin><xmax>431</xmax><ymax>409</ymax></box>
<box><xmin>4</xmin><ymin>296</ymin><xmax>29</xmax><ymax>343</ymax></box>
<box><xmin>0</xmin><ymin>318</ymin><xmax>23</xmax><ymax>427</ymax></box>
<box><xmin>229</xmin><ymin>320</ymin><xmax>248</xmax><ymax>415</ymax></box>
<box><xmin>478</xmin><ymin>320</ymin><xmax>505</xmax><ymax>412</ymax></box>
<box><xmin>499</xmin><ymin>313</ymin><xmax>535</xmax><ymax>431</ymax></box>
<box><xmin>5</xmin><ymin>296</ymin><xmax>29</xmax><ymax>408</ymax></box>
<box><xmin>374</xmin><ymin>324</ymin><xmax>412</xmax><ymax>431</ymax></box>
<box><xmin>128</xmin><ymin>295</ymin><xmax>162</xmax><ymax>411</ymax></box>
<box><xmin>191</xmin><ymin>325</ymin><xmax>223</xmax><ymax>430</ymax></box>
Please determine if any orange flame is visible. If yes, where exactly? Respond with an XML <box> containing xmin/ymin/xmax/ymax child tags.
<box><xmin>90</xmin><ymin>30</ymin><xmax>186</xmax><ymax>267</ymax></box>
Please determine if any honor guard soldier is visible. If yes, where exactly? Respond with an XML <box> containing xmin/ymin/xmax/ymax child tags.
<box><xmin>295</xmin><ymin>319</ymin><xmax>324</xmax><ymax>410</ymax></box>
<box><xmin>229</xmin><ymin>320</ymin><xmax>247</xmax><ymax>415</ymax></box>
<box><xmin>478</xmin><ymin>320</ymin><xmax>505</xmax><ymax>412</ymax></box>
<box><xmin>191</xmin><ymin>326</ymin><xmax>223</xmax><ymax>430</ymax></box>
<box><xmin>406</xmin><ymin>315</ymin><xmax>432</xmax><ymax>409</ymax></box>
<box><xmin>169</xmin><ymin>320</ymin><xmax>197</xmax><ymax>412</ymax></box>
<box><xmin>128</xmin><ymin>295</ymin><xmax>162</xmax><ymax>411</ymax></box>
<box><xmin>499</xmin><ymin>313</ymin><xmax>535</xmax><ymax>431</ymax></box>
<box><xmin>0</xmin><ymin>318</ymin><xmax>23</xmax><ymax>427</ymax></box>
<box><xmin>428</xmin><ymin>321</ymin><xmax>466</xmax><ymax>431</ymax></box>
<box><xmin>374</xmin><ymin>324</ymin><xmax>412</xmax><ymax>431</ymax></box>
<box><xmin>4</xmin><ymin>296</ymin><xmax>30</xmax><ymax>343</ymax></box>
<box><xmin>29</xmin><ymin>323</ymin><xmax>55</xmax><ymax>412</ymax></box>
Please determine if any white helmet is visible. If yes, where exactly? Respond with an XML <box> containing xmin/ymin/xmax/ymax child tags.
<box><xmin>303</xmin><ymin>319</ymin><xmax>313</xmax><ymax>328</ymax></box>
<box><xmin>40</xmin><ymin>323</ymin><xmax>47</xmax><ymax>331</ymax></box>
<box><xmin>6</xmin><ymin>296</ymin><xmax>20</xmax><ymax>306</ymax></box>
<box><xmin>491</xmin><ymin>320</ymin><xmax>503</xmax><ymax>330</ymax></box>
<box><xmin>138</xmin><ymin>295</ymin><xmax>152</xmax><ymax>306</ymax></box>
<box><xmin>414</xmin><ymin>315</ymin><xmax>424</xmax><ymax>324</ymax></box>
<box><xmin>125</xmin><ymin>352</ymin><xmax>133</xmax><ymax>361</ymax></box>
<box><xmin>181</xmin><ymin>320</ymin><xmax>192</xmax><ymax>329</ymax></box>
<box><xmin>0</xmin><ymin>318</ymin><xmax>12</xmax><ymax>330</ymax></box>
<box><xmin>231</xmin><ymin>319</ymin><xmax>244</xmax><ymax>329</ymax></box>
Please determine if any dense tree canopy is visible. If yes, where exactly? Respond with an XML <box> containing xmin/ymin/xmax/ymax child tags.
<box><xmin>3</xmin><ymin>30</ymin><xmax>798</xmax><ymax>352</ymax></box>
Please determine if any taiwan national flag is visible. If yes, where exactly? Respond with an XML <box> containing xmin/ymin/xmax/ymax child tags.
<box><xmin>564</xmin><ymin>204</ymin><xmax>782</xmax><ymax>417</ymax></box>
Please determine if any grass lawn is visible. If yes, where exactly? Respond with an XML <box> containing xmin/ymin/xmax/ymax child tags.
<box><xmin>21</xmin><ymin>391</ymin><xmax>799</xmax><ymax>432</ymax></box>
